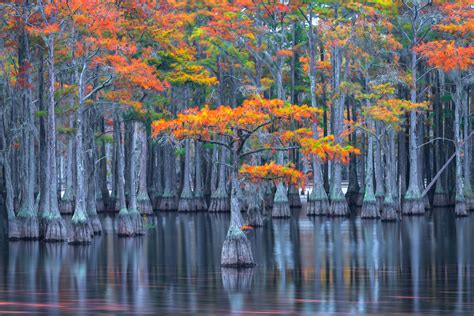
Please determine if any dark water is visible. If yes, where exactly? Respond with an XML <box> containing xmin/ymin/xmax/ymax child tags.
<box><xmin>0</xmin><ymin>209</ymin><xmax>473</xmax><ymax>315</ymax></box>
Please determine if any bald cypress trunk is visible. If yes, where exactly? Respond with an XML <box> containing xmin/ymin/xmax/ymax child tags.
<box><xmin>60</xmin><ymin>116</ymin><xmax>75</xmax><ymax>214</ymax></box>
<box><xmin>16</xmin><ymin>26</ymin><xmax>39</xmax><ymax>239</ymax></box>
<box><xmin>128</xmin><ymin>121</ymin><xmax>144</xmax><ymax>235</ymax></box>
<box><xmin>463</xmin><ymin>87</ymin><xmax>473</xmax><ymax>211</ymax></box>
<box><xmin>69</xmin><ymin>62</ymin><xmax>93</xmax><ymax>244</ymax></box>
<box><xmin>453</xmin><ymin>78</ymin><xmax>467</xmax><ymax>216</ymax></box>
<box><xmin>159</xmin><ymin>145</ymin><xmax>178</xmax><ymax>211</ymax></box>
<box><xmin>272</xmin><ymin>152</ymin><xmax>291</xmax><ymax>218</ymax></box>
<box><xmin>382</xmin><ymin>129</ymin><xmax>399</xmax><ymax>221</ymax></box>
<box><xmin>209</xmin><ymin>145</ymin><xmax>230</xmax><ymax>212</ymax></box>
<box><xmin>329</xmin><ymin>47</ymin><xmax>349</xmax><ymax>216</ymax></box>
<box><xmin>136</xmin><ymin>123</ymin><xmax>153</xmax><ymax>215</ymax></box>
<box><xmin>221</xmin><ymin>142</ymin><xmax>254</xmax><ymax>267</ymax></box>
<box><xmin>151</xmin><ymin>144</ymin><xmax>163</xmax><ymax>210</ymax></box>
<box><xmin>178</xmin><ymin>140</ymin><xmax>195</xmax><ymax>212</ymax></box>
<box><xmin>361</xmin><ymin>120</ymin><xmax>380</xmax><ymax>219</ymax></box>
<box><xmin>402</xmin><ymin>48</ymin><xmax>425</xmax><ymax>215</ymax></box>
<box><xmin>433</xmin><ymin>71</ymin><xmax>448</xmax><ymax>207</ymax></box>
<box><xmin>41</xmin><ymin>36</ymin><xmax>67</xmax><ymax>241</ymax></box>
<box><xmin>116</xmin><ymin>117</ymin><xmax>134</xmax><ymax>236</ymax></box>
<box><xmin>85</xmin><ymin>110</ymin><xmax>102</xmax><ymax>234</ymax></box>
<box><xmin>193</xmin><ymin>141</ymin><xmax>207</xmax><ymax>211</ymax></box>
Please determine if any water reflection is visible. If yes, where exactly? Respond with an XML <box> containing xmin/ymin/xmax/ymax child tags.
<box><xmin>0</xmin><ymin>210</ymin><xmax>473</xmax><ymax>314</ymax></box>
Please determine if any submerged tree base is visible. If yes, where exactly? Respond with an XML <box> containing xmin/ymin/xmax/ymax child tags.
<box><xmin>306</xmin><ymin>198</ymin><xmax>329</xmax><ymax>216</ymax></box>
<box><xmin>8</xmin><ymin>219</ymin><xmax>21</xmax><ymax>240</ymax></box>
<box><xmin>246</xmin><ymin>206</ymin><xmax>264</xmax><ymax>227</ymax></box>
<box><xmin>59</xmin><ymin>199</ymin><xmax>74</xmax><ymax>215</ymax></box>
<box><xmin>17</xmin><ymin>215</ymin><xmax>40</xmax><ymax>240</ymax></box>
<box><xmin>423</xmin><ymin>194</ymin><xmax>431</xmax><ymax>209</ymax></box>
<box><xmin>89</xmin><ymin>213</ymin><xmax>103</xmax><ymax>235</ymax></box>
<box><xmin>209</xmin><ymin>197</ymin><xmax>230</xmax><ymax>212</ymax></box>
<box><xmin>465</xmin><ymin>195</ymin><xmax>474</xmax><ymax>211</ymax></box>
<box><xmin>221</xmin><ymin>225</ymin><xmax>255</xmax><ymax>268</ymax></box>
<box><xmin>117</xmin><ymin>213</ymin><xmax>134</xmax><ymax>237</ymax></box>
<box><xmin>361</xmin><ymin>200</ymin><xmax>380</xmax><ymax>219</ymax></box>
<box><xmin>106</xmin><ymin>197</ymin><xmax>117</xmax><ymax>212</ymax></box>
<box><xmin>345</xmin><ymin>190</ymin><xmax>359</xmax><ymax>208</ymax></box>
<box><xmin>159</xmin><ymin>196</ymin><xmax>178</xmax><ymax>211</ymax></box>
<box><xmin>288</xmin><ymin>192</ymin><xmax>302</xmax><ymax>209</ymax></box>
<box><xmin>42</xmin><ymin>217</ymin><xmax>68</xmax><ymax>241</ymax></box>
<box><xmin>68</xmin><ymin>220</ymin><xmax>93</xmax><ymax>244</ymax></box>
<box><xmin>329</xmin><ymin>199</ymin><xmax>349</xmax><ymax>216</ymax></box>
<box><xmin>272</xmin><ymin>201</ymin><xmax>290</xmax><ymax>218</ymax></box>
<box><xmin>137</xmin><ymin>196</ymin><xmax>154</xmax><ymax>215</ymax></box>
<box><xmin>178</xmin><ymin>197</ymin><xmax>196</xmax><ymax>212</ymax></box>
<box><xmin>193</xmin><ymin>197</ymin><xmax>208</xmax><ymax>212</ymax></box>
<box><xmin>130</xmin><ymin>212</ymin><xmax>145</xmax><ymax>235</ymax></box>
<box><xmin>96</xmin><ymin>199</ymin><xmax>105</xmax><ymax>213</ymax></box>
<box><xmin>355</xmin><ymin>191</ymin><xmax>364</xmax><ymax>207</ymax></box>
<box><xmin>382</xmin><ymin>201</ymin><xmax>399</xmax><ymax>221</ymax></box>
<box><xmin>433</xmin><ymin>193</ymin><xmax>449</xmax><ymax>207</ymax></box>
<box><xmin>402</xmin><ymin>196</ymin><xmax>425</xmax><ymax>215</ymax></box>
<box><xmin>455</xmin><ymin>200</ymin><xmax>468</xmax><ymax>217</ymax></box>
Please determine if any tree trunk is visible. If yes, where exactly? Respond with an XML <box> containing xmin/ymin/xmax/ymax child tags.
<box><xmin>453</xmin><ymin>79</ymin><xmax>467</xmax><ymax>216</ymax></box>
<box><xmin>85</xmin><ymin>110</ymin><xmax>102</xmax><ymax>234</ymax></box>
<box><xmin>193</xmin><ymin>141</ymin><xmax>207</xmax><ymax>211</ymax></box>
<box><xmin>16</xmin><ymin>28</ymin><xmax>39</xmax><ymax>239</ymax></box>
<box><xmin>221</xmin><ymin>144</ymin><xmax>254</xmax><ymax>268</ymax></box>
<box><xmin>159</xmin><ymin>145</ymin><xmax>178</xmax><ymax>211</ymax></box>
<box><xmin>209</xmin><ymin>145</ymin><xmax>230</xmax><ymax>212</ymax></box>
<box><xmin>272</xmin><ymin>152</ymin><xmax>291</xmax><ymax>218</ymax></box>
<box><xmin>136</xmin><ymin>123</ymin><xmax>153</xmax><ymax>215</ymax></box>
<box><xmin>361</xmin><ymin>120</ymin><xmax>380</xmax><ymax>219</ymax></box>
<box><xmin>42</xmin><ymin>37</ymin><xmax>67</xmax><ymax>241</ymax></box>
<box><xmin>382</xmin><ymin>129</ymin><xmax>399</xmax><ymax>221</ymax></box>
<box><xmin>402</xmin><ymin>50</ymin><xmax>425</xmax><ymax>215</ymax></box>
<box><xmin>151</xmin><ymin>143</ymin><xmax>164</xmax><ymax>210</ymax></box>
<box><xmin>178</xmin><ymin>139</ymin><xmax>195</xmax><ymax>212</ymax></box>
<box><xmin>127</xmin><ymin>121</ymin><xmax>145</xmax><ymax>234</ymax></box>
<box><xmin>329</xmin><ymin>47</ymin><xmax>349</xmax><ymax>216</ymax></box>
<box><xmin>60</xmin><ymin>117</ymin><xmax>74</xmax><ymax>214</ymax></box>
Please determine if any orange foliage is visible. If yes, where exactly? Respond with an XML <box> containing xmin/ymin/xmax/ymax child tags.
<box><xmin>240</xmin><ymin>162</ymin><xmax>304</xmax><ymax>186</ymax></box>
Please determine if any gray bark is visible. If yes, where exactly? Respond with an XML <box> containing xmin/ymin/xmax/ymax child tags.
<box><xmin>137</xmin><ymin>123</ymin><xmax>153</xmax><ymax>215</ymax></box>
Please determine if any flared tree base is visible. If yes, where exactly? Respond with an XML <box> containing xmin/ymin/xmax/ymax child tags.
<box><xmin>209</xmin><ymin>197</ymin><xmax>230</xmax><ymax>212</ymax></box>
<box><xmin>59</xmin><ymin>199</ymin><xmax>74</xmax><ymax>215</ymax></box>
<box><xmin>376</xmin><ymin>195</ymin><xmax>384</xmax><ymax>212</ymax></box>
<box><xmin>106</xmin><ymin>197</ymin><xmax>117</xmax><ymax>212</ymax></box>
<box><xmin>361</xmin><ymin>200</ymin><xmax>380</xmax><ymax>219</ymax></box>
<box><xmin>193</xmin><ymin>197</ymin><xmax>208</xmax><ymax>212</ymax></box>
<box><xmin>455</xmin><ymin>200</ymin><xmax>468</xmax><ymax>217</ymax></box>
<box><xmin>221</xmin><ymin>225</ymin><xmax>255</xmax><ymax>268</ymax></box>
<box><xmin>272</xmin><ymin>201</ymin><xmax>291</xmax><ymax>218</ymax></box>
<box><xmin>89</xmin><ymin>213</ymin><xmax>103</xmax><ymax>235</ymax></box>
<box><xmin>345</xmin><ymin>190</ymin><xmax>359</xmax><ymax>208</ymax></box>
<box><xmin>68</xmin><ymin>221</ymin><xmax>93</xmax><ymax>244</ymax></box>
<box><xmin>17</xmin><ymin>215</ymin><xmax>40</xmax><ymax>240</ymax></box>
<box><xmin>355</xmin><ymin>191</ymin><xmax>364</xmax><ymax>207</ymax></box>
<box><xmin>246</xmin><ymin>206</ymin><xmax>264</xmax><ymax>227</ymax></box>
<box><xmin>130</xmin><ymin>212</ymin><xmax>145</xmax><ymax>235</ymax></box>
<box><xmin>8</xmin><ymin>219</ymin><xmax>20</xmax><ymax>240</ymax></box>
<box><xmin>423</xmin><ymin>194</ymin><xmax>431</xmax><ymax>209</ymax></box>
<box><xmin>329</xmin><ymin>199</ymin><xmax>350</xmax><ymax>216</ymax></box>
<box><xmin>382</xmin><ymin>201</ymin><xmax>399</xmax><ymax>221</ymax></box>
<box><xmin>178</xmin><ymin>197</ymin><xmax>196</xmax><ymax>212</ymax></box>
<box><xmin>263</xmin><ymin>194</ymin><xmax>274</xmax><ymax>211</ymax></box>
<box><xmin>96</xmin><ymin>199</ymin><xmax>105</xmax><ymax>213</ymax></box>
<box><xmin>117</xmin><ymin>213</ymin><xmax>134</xmax><ymax>237</ymax></box>
<box><xmin>306</xmin><ymin>199</ymin><xmax>330</xmax><ymax>216</ymax></box>
<box><xmin>42</xmin><ymin>217</ymin><xmax>68</xmax><ymax>241</ymax></box>
<box><xmin>432</xmin><ymin>193</ymin><xmax>449</xmax><ymax>207</ymax></box>
<box><xmin>159</xmin><ymin>196</ymin><xmax>178</xmax><ymax>211</ymax></box>
<box><xmin>465</xmin><ymin>195</ymin><xmax>474</xmax><ymax>211</ymax></box>
<box><xmin>288</xmin><ymin>193</ymin><xmax>302</xmax><ymax>209</ymax></box>
<box><xmin>137</xmin><ymin>197</ymin><xmax>154</xmax><ymax>215</ymax></box>
<box><xmin>152</xmin><ymin>195</ymin><xmax>161</xmax><ymax>211</ymax></box>
<box><xmin>402</xmin><ymin>197</ymin><xmax>425</xmax><ymax>215</ymax></box>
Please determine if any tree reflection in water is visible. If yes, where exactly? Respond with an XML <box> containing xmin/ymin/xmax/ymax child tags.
<box><xmin>0</xmin><ymin>210</ymin><xmax>473</xmax><ymax>314</ymax></box>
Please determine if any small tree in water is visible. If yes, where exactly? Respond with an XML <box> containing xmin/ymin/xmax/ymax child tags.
<box><xmin>152</xmin><ymin>97</ymin><xmax>357</xmax><ymax>267</ymax></box>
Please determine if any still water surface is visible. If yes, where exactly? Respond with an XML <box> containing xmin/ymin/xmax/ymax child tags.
<box><xmin>0</xmin><ymin>209</ymin><xmax>473</xmax><ymax>315</ymax></box>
